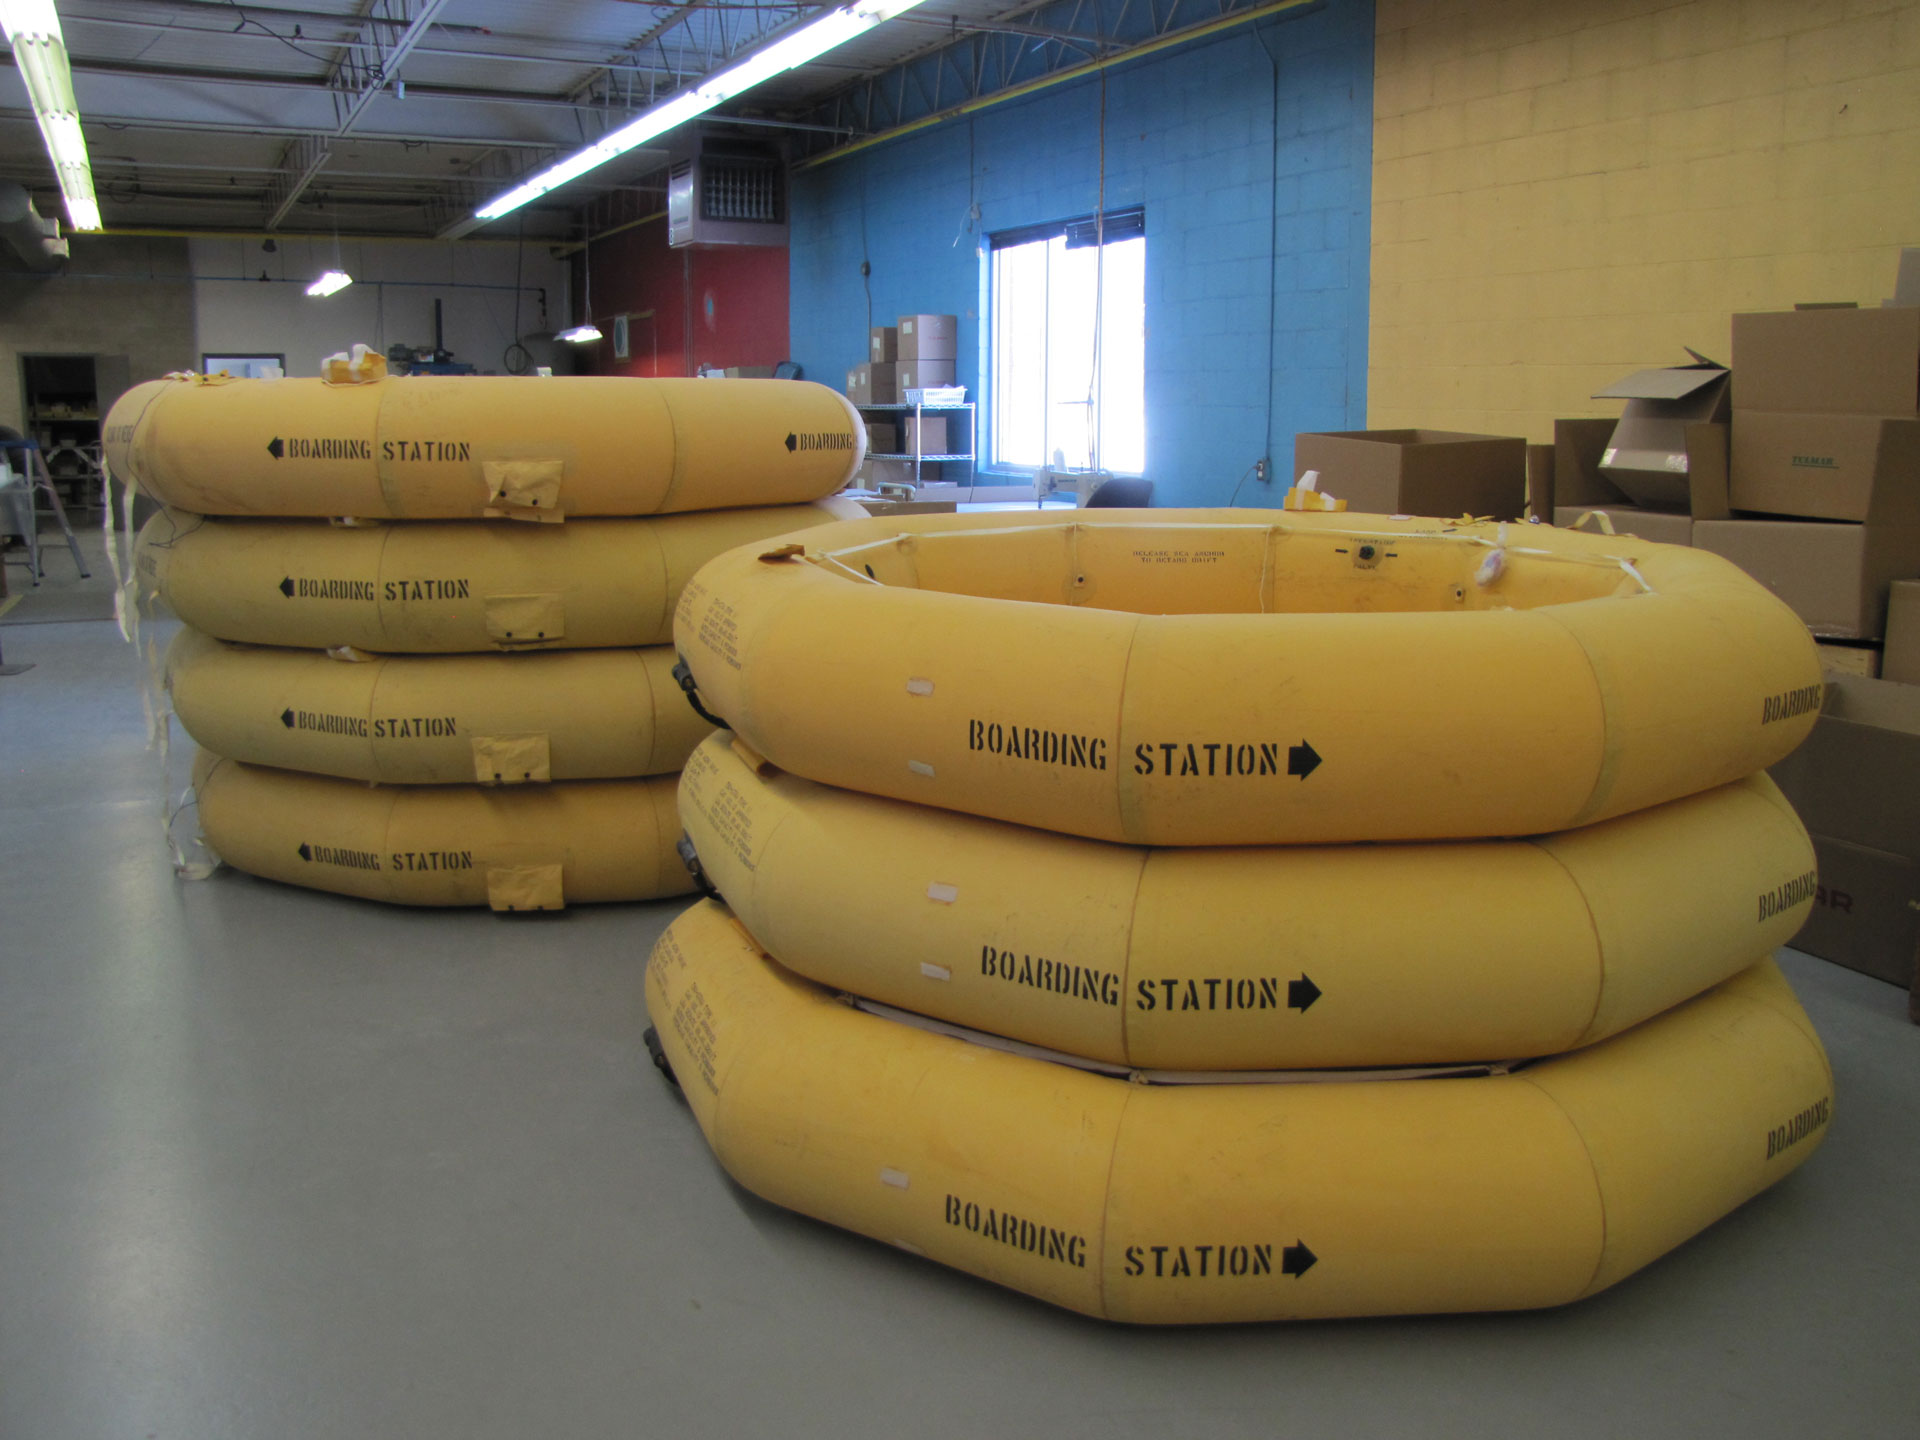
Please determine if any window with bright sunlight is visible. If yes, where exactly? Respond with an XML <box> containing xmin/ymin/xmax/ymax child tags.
<box><xmin>990</xmin><ymin>208</ymin><xmax>1145</xmax><ymax>476</ymax></box>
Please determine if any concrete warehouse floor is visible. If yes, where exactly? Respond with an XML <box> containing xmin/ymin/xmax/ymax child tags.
<box><xmin>3</xmin><ymin>617</ymin><xmax>1917</xmax><ymax>1440</ymax></box>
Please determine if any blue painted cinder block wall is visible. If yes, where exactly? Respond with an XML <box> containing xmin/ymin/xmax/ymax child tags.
<box><xmin>788</xmin><ymin>0</ymin><xmax>1373</xmax><ymax>507</ymax></box>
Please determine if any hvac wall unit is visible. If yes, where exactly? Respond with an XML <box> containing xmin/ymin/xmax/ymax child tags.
<box><xmin>667</xmin><ymin>135</ymin><xmax>788</xmax><ymax>248</ymax></box>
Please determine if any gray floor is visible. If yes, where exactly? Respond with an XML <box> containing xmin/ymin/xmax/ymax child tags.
<box><xmin>3</xmin><ymin>618</ymin><xmax>1917</xmax><ymax>1440</ymax></box>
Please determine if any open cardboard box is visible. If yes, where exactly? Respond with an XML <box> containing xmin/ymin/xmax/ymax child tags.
<box><xmin>1545</xmin><ymin>416</ymin><xmax>1728</xmax><ymax>542</ymax></box>
<box><xmin>1591</xmin><ymin>352</ymin><xmax>1732</xmax><ymax>510</ymax></box>
<box><xmin>1293</xmin><ymin>429</ymin><xmax>1525</xmax><ymax>519</ymax></box>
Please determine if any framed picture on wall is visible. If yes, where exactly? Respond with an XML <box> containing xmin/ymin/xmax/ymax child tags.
<box><xmin>203</xmin><ymin>354</ymin><xmax>285</xmax><ymax>379</ymax></box>
<box><xmin>612</xmin><ymin>315</ymin><xmax>630</xmax><ymax>361</ymax></box>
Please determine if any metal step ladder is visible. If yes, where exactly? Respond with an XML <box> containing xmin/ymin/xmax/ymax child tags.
<box><xmin>0</xmin><ymin>437</ymin><xmax>91</xmax><ymax>585</ymax></box>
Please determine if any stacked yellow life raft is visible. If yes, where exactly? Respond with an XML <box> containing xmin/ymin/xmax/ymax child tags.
<box><xmin>114</xmin><ymin>355</ymin><xmax>867</xmax><ymax>908</ymax></box>
<box><xmin>650</xmin><ymin>507</ymin><xmax>1835</xmax><ymax>1323</ymax></box>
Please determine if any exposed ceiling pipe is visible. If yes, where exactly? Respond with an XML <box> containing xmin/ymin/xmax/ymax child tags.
<box><xmin>0</xmin><ymin>182</ymin><xmax>70</xmax><ymax>271</ymax></box>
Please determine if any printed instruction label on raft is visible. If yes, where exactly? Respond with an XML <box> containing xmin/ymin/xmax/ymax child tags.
<box><xmin>945</xmin><ymin>1194</ymin><xmax>1087</xmax><ymax>1268</ymax></box>
<box><xmin>704</xmin><ymin>781</ymin><xmax>758</xmax><ymax>873</ymax></box>
<box><xmin>1129</xmin><ymin>547</ymin><xmax>1226</xmax><ymax>566</ymax></box>
<box><xmin>671</xmin><ymin>981</ymin><xmax>721</xmax><ymax>1095</ymax></box>
<box><xmin>696</xmin><ymin>598</ymin><xmax>744</xmax><ymax>672</ymax></box>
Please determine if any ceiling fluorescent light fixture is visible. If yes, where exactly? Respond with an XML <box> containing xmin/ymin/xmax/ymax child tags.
<box><xmin>473</xmin><ymin>0</ymin><xmax>928</xmax><ymax>223</ymax></box>
<box><xmin>306</xmin><ymin>269</ymin><xmax>353</xmax><ymax>297</ymax></box>
<box><xmin>556</xmin><ymin>323</ymin><xmax>603</xmax><ymax>344</ymax></box>
<box><xmin>1</xmin><ymin>0</ymin><xmax>102</xmax><ymax>231</ymax></box>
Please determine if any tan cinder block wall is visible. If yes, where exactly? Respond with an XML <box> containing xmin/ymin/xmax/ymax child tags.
<box><xmin>1369</xmin><ymin>0</ymin><xmax>1920</xmax><ymax>441</ymax></box>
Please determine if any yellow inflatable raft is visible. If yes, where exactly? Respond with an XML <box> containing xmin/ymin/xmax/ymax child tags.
<box><xmin>105</xmin><ymin>373</ymin><xmax>864</xmax><ymax>519</ymax></box>
<box><xmin>677</xmin><ymin>733</ymin><xmax>1817</xmax><ymax>1068</ymax></box>
<box><xmin>192</xmin><ymin>751</ymin><xmax>691</xmax><ymax>909</ymax></box>
<box><xmin>645</xmin><ymin>900</ymin><xmax>1832</xmax><ymax>1324</ymax></box>
<box><xmin>674</xmin><ymin>509</ymin><xmax>1823</xmax><ymax>845</ymax></box>
<box><xmin>138</xmin><ymin>498</ymin><xmax>862</xmax><ymax>651</ymax></box>
<box><xmin>169</xmin><ymin>629</ymin><xmax>710</xmax><ymax>785</ymax></box>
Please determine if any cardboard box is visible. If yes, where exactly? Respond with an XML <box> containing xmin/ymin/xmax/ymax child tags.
<box><xmin>1730</xmin><ymin>414</ymin><xmax>1920</xmax><ymax>523</ymax></box>
<box><xmin>722</xmin><ymin>365</ymin><xmax>776</xmax><ymax>379</ymax></box>
<box><xmin>1769</xmin><ymin>675</ymin><xmax>1920</xmax><ymax>857</ymax></box>
<box><xmin>857</xmin><ymin>458</ymin><xmax>938</xmax><ymax>490</ymax></box>
<box><xmin>1883</xmin><ymin>579</ymin><xmax>1920</xmax><ymax>683</ymax></box>
<box><xmin>869</xmin><ymin>326</ymin><xmax>898</xmax><ymax>363</ymax></box>
<box><xmin>902</xmin><ymin>415</ymin><xmax>948</xmax><ymax>455</ymax></box>
<box><xmin>1788</xmin><ymin>835</ymin><xmax>1920</xmax><ymax>988</ymax></box>
<box><xmin>1292</xmin><ymin>429</ymin><xmax>1526</xmax><ymax>520</ymax></box>
<box><xmin>1693</xmin><ymin>517</ymin><xmax>1920</xmax><ymax>639</ymax></box>
<box><xmin>1818</xmin><ymin>641</ymin><xmax>1882</xmax><ymax>678</ymax></box>
<box><xmin>1525</xmin><ymin>443</ymin><xmax>1554</xmax><ymax>521</ymax></box>
<box><xmin>1553</xmin><ymin>417</ymin><xmax>1630</xmax><ymax>508</ymax></box>
<box><xmin>1552</xmin><ymin>506</ymin><xmax>1694</xmax><ymax>546</ymax></box>
<box><xmin>1732</xmin><ymin>307</ymin><xmax>1920</xmax><ymax>416</ymax></box>
<box><xmin>846</xmin><ymin>363</ymin><xmax>897</xmax><ymax>405</ymax></box>
<box><xmin>865</xmin><ymin>420</ymin><xmax>898</xmax><ymax>454</ymax></box>
<box><xmin>857</xmin><ymin>499</ymin><xmax>958</xmax><ymax>516</ymax></box>
<box><xmin>897</xmin><ymin>314</ymin><xmax>957</xmax><ymax>361</ymax></box>
<box><xmin>1592</xmin><ymin>356</ymin><xmax>1731</xmax><ymax>510</ymax></box>
<box><xmin>896</xmin><ymin>359</ymin><xmax>956</xmax><ymax>392</ymax></box>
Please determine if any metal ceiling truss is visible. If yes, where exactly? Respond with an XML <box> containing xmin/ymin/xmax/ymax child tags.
<box><xmin>795</xmin><ymin>0</ymin><xmax>1295</xmax><ymax>159</ymax></box>
<box><xmin>264</xmin><ymin>0</ymin><xmax>454</xmax><ymax>228</ymax></box>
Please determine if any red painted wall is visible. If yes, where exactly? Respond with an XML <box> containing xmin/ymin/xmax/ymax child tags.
<box><xmin>574</xmin><ymin>216</ymin><xmax>789</xmax><ymax>378</ymax></box>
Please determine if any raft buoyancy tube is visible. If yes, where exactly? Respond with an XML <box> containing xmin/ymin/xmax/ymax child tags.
<box><xmin>677</xmin><ymin>733</ymin><xmax>1818</xmax><ymax>1068</ymax></box>
<box><xmin>137</xmin><ymin>498</ymin><xmax>864</xmax><ymax>651</ymax></box>
<box><xmin>169</xmin><ymin>629</ymin><xmax>711</xmax><ymax>784</ymax></box>
<box><xmin>105</xmin><ymin>373</ymin><xmax>865</xmax><ymax>518</ymax></box>
<box><xmin>672</xmin><ymin>509</ymin><xmax>1823</xmax><ymax>844</ymax></box>
<box><xmin>646</xmin><ymin>901</ymin><xmax>1834</xmax><ymax>1324</ymax></box>
<box><xmin>193</xmin><ymin>750</ymin><xmax>691</xmax><ymax>908</ymax></box>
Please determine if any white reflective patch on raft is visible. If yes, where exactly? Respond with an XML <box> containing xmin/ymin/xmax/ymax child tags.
<box><xmin>906</xmin><ymin>677</ymin><xmax>934</xmax><ymax>696</ymax></box>
<box><xmin>926</xmin><ymin>882</ymin><xmax>958</xmax><ymax>904</ymax></box>
<box><xmin>880</xmin><ymin>1168</ymin><xmax>910</xmax><ymax>1189</ymax></box>
<box><xmin>908</xmin><ymin>760</ymin><xmax>935</xmax><ymax>777</ymax></box>
<box><xmin>919</xmin><ymin>963</ymin><xmax>952</xmax><ymax>982</ymax></box>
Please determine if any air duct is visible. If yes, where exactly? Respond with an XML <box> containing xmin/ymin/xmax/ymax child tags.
<box><xmin>0</xmin><ymin>182</ymin><xmax>70</xmax><ymax>272</ymax></box>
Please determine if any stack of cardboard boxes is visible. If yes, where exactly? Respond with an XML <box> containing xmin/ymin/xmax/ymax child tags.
<box><xmin>847</xmin><ymin>314</ymin><xmax>960</xmax><ymax>492</ymax></box>
<box><xmin>845</xmin><ymin>314</ymin><xmax>958</xmax><ymax>404</ymax></box>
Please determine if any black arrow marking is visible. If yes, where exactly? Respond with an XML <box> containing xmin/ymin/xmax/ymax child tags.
<box><xmin>1281</xmin><ymin>1242</ymin><xmax>1317</xmax><ymax>1277</ymax></box>
<box><xmin>280</xmin><ymin>708</ymin><xmax>295</xmax><ymax>729</ymax></box>
<box><xmin>783</xmin><ymin>432</ymin><xmax>797</xmax><ymax>452</ymax></box>
<box><xmin>267</xmin><ymin>436</ymin><xmax>284</xmax><ymax>459</ymax></box>
<box><xmin>1287</xmin><ymin>741</ymin><xmax>1321</xmax><ymax>779</ymax></box>
<box><xmin>278</xmin><ymin>576</ymin><xmax>295</xmax><ymax>597</ymax></box>
<box><xmin>297</xmin><ymin>843</ymin><xmax>312</xmax><ymax>862</ymax></box>
<box><xmin>1288</xmin><ymin>974</ymin><xmax>1321</xmax><ymax>1012</ymax></box>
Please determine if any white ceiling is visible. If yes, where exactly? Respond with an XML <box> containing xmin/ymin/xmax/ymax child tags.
<box><xmin>0</xmin><ymin>0</ymin><xmax>1047</xmax><ymax>240</ymax></box>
